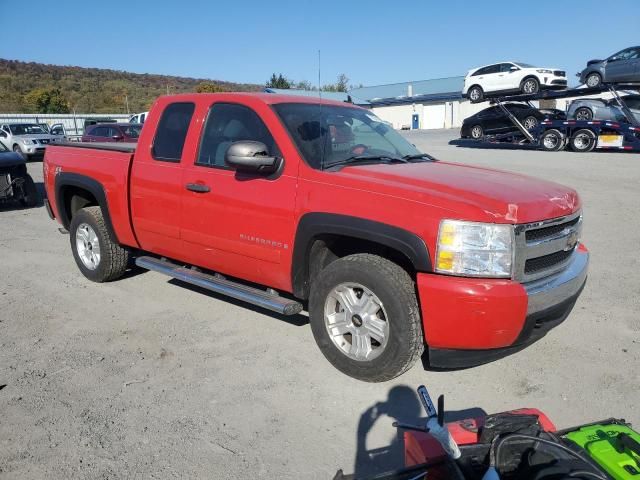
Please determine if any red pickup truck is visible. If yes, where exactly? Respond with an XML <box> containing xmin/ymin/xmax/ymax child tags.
<box><xmin>43</xmin><ymin>93</ymin><xmax>588</xmax><ymax>382</ymax></box>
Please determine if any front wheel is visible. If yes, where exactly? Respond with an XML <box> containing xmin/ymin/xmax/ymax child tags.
<box><xmin>569</xmin><ymin>129</ymin><xmax>596</xmax><ymax>152</ymax></box>
<box><xmin>540</xmin><ymin>129</ymin><xmax>565</xmax><ymax>151</ymax></box>
<box><xmin>521</xmin><ymin>77</ymin><xmax>540</xmax><ymax>95</ymax></box>
<box><xmin>470</xmin><ymin>125</ymin><xmax>484</xmax><ymax>139</ymax></box>
<box><xmin>585</xmin><ymin>72</ymin><xmax>602</xmax><ymax>88</ymax></box>
<box><xmin>309</xmin><ymin>254</ymin><xmax>424</xmax><ymax>382</ymax></box>
<box><xmin>13</xmin><ymin>145</ymin><xmax>26</xmax><ymax>160</ymax></box>
<box><xmin>574</xmin><ymin>107</ymin><xmax>593</xmax><ymax>121</ymax></box>
<box><xmin>18</xmin><ymin>174</ymin><xmax>39</xmax><ymax>207</ymax></box>
<box><xmin>69</xmin><ymin>206</ymin><xmax>130</xmax><ymax>282</ymax></box>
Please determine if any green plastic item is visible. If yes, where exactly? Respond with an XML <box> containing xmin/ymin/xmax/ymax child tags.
<box><xmin>563</xmin><ymin>423</ymin><xmax>640</xmax><ymax>479</ymax></box>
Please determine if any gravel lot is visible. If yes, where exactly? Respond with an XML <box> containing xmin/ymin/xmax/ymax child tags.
<box><xmin>1</xmin><ymin>130</ymin><xmax>638</xmax><ymax>479</ymax></box>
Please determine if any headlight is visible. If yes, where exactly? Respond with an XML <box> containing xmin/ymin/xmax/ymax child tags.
<box><xmin>435</xmin><ymin>220</ymin><xmax>513</xmax><ymax>278</ymax></box>
<box><xmin>21</xmin><ymin>139</ymin><xmax>36</xmax><ymax>145</ymax></box>
<box><xmin>536</xmin><ymin>69</ymin><xmax>552</xmax><ymax>74</ymax></box>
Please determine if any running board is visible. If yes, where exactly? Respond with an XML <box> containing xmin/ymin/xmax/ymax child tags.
<box><xmin>135</xmin><ymin>256</ymin><xmax>303</xmax><ymax>316</ymax></box>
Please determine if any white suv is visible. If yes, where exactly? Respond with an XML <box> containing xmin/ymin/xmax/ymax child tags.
<box><xmin>463</xmin><ymin>62</ymin><xmax>567</xmax><ymax>102</ymax></box>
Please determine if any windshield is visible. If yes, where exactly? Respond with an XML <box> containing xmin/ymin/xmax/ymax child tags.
<box><xmin>9</xmin><ymin>124</ymin><xmax>47</xmax><ymax>135</ymax></box>
<box><xmin>122</xmin><ymin>125</ymin><xmax>142</xmax><ymax>138</ymax></box>
<box><xmin>273</xmin><ymin>103</ymin><xmax>422</xmax><ymax>169</ymax></box>
<box><xmin>515</xmin><ymin>62</ymin><xmax>536</xmax><ymax>68</ymax></box>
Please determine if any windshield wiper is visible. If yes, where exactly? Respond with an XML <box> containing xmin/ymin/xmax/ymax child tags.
<box><xmin>402</xmin><ymin>153</ymin><xmax>435</xmax><ymax>161</ymax></box>
<box><xmin>323</xmin><ymin>155</ymin><xmax>408</xmax><ymax>170</ymax></box>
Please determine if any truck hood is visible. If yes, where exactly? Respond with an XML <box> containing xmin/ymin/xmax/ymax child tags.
<box><xmin>13</xmin><ymin>134</ymin><xmax>58</xmax><ymax>140</ymax></box>
<box><xmin>333</xmin><ymin>161</ymin><xmax>580</xmax><ymax>224</ymax></box>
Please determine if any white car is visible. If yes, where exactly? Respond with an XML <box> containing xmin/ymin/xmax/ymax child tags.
<box><xmin>463</xmin><ymin>62</ymin><xmax>567</xmax><ymax>102</ymax></box>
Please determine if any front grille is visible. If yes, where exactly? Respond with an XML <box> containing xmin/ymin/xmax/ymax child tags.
<box><xmin>525</xmin><ymin>248</ymin><xmax>574</xmax><ymax>274</ymax></box>
<box><xmin>514</xmin><ymin>211</ymin><xmax>582</xmax><ymax>282</ymax></box>
<box><xmin>526</xmin><ymin>216</ymin><xmax>580</xmax><ymax>242</ymax></box>
<box><xmin>554</xmin><ymin>70</ymin><xmax>566</xmax><ymax>77</ymax></box>
<box><xmin>38</xmin><ymin>139</ymin><xmax>49</xmax><ymax>144</ymax></box>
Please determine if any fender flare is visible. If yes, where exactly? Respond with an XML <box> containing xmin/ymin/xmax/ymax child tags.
<box><xmin>54</xmin><ymin>172</ymin><xmax>118</xmax><ymax>242</ymax></box>
<box><xmin>291</xmin><ymin>212</ymin><xmax>431</xmax><ymax>298</ymax></box>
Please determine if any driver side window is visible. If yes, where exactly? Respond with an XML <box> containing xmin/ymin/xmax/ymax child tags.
<box><xmin>197</xmin><ymin>103</ymin><xmax>280</xmax><ymax>168</ymax></box>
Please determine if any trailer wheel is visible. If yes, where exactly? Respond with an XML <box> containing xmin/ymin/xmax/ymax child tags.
<box><xmin>574</xmin><ymin>107</ymin><xmax>593</xmax><ymax>121</ymax></box>
<box><xmin>470</xmin><ymin>125</ymin><xmax>484</xmax><ymax>139</ymax></box>
<box><xmin>468</xmin><ymin>86</ymin><xmax>484</xmax><ymax>103</ymax></box>
<box><xmin>585</xmin><ymin>72</ymin><xmax>602</xmax><ymax>88</ymax></box>
<box><xmin>521</xmin><ymin>77</ymin><xmax>540</xmax><ymax>95</ymax></box>
<box><xmin>540</xmin><ymin>129</ymin><xmax>565</xmax><ymax>151</ymax></box>
<box><xmin>569</xmin><ymin>129</ymin><xmax>596</xmax><ymax>152</ymax></box>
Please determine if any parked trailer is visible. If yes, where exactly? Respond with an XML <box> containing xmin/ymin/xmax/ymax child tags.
<box><xmin>473</xmin><ymin>84</ymin><xmax>640</xmax><ymax>152</ymax></box>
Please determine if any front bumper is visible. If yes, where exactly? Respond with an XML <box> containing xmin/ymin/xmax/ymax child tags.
<box><xmin>417</xmin><ymin>246</ymin><xmax>589</xmax><ymax>368</ymax></box>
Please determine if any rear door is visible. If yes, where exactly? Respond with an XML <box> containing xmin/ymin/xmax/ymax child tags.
<box><xmin>130</xmin><ymin>101</ymin><xmax>196</xmax><ymax>258</ymax></box>
<box><xmin>180</xmin><ymin>100</ymin><xmax>298</xmax><ymax>290</ymax></box>
<box><xmin>477</xmin><ymin>64</ymin><xmax>501</xmax><ymax>93</ymax></box>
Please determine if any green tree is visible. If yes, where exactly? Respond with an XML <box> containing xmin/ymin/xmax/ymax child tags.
<box><xmin>295</xmin><ymin>80</ymin><xmax>315</xmax><ymax>90</ymax></box>
<box><xmin>323</xmin><ymin>73</ymin><xmax>350</xmax><ymax>92</ymax></box>
<box><xmin>23</xmin><ymin>87</ymin><xmax>70</xmax><ymax>113</ymax></box>
<box><xmin>196</xmin><ymin>82</ymin><xmax>226</xmax><ymax>93</ymax></box>
<box><xmin>266</xmin><ymin>73</ymin><xmax>291</xmax><ymax>89</ymax></box>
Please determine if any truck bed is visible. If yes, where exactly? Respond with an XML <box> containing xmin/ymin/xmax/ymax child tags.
<box><xmin>59</xmin><ymin>141</ymin><xmax>137</xmax><ymax>153</ymax></box>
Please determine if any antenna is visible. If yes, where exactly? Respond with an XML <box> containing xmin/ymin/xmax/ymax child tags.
<box><xmin>318</xmin><ymin>49</ymin><xmax>326</xmax><ymax>170</ymax></box>
<box><xmin>318</xmin><ymin>49</ymin><xmax>321</xmax><ymax>98</ymax></box>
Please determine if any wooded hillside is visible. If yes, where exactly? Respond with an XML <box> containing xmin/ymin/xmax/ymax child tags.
<box><xmin>0</xmin><ymin>59</ymin><xmax>260</xmax><ymax>114</ymax></box>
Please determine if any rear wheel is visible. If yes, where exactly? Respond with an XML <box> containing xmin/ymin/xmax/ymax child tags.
<box><xmin>309</xmin><ymin>254</ymin><xmax>424</xmax><ymax>382</ymax></box>
<box><xmin>574</xmin><ymin>107</ymin><xmax>593</xmax><ymax>121</ymax></box>
<box><xmin>521</xmin><ymin>77</ymin><xmax>540</xmax><ymax>95</ymax></box>
<box><xmin>69</xmin><ymin>206</ymin><xmax>130</xmax><ymax>282</ymax></box>
<box><xmin>569</xmin><ymin>129</ymin><xmax>596</xmax><ymax>152</ymax></box>
<box><xmin>468</xmin><ymin>86</ymin><xmax>484</xmax><ymax>103</ymax></box>
<box><xmin>523</xmin><ymin>116</ymin><xmax>539</xmax><ymax>131</ymax></box>
<box><xmin>470</xmin><ymin>125</ymin><xmax>484</xmax><ymax>139</ymax></box>
<box><xmin>585</xmin><ymin>72</ymin><xmax>602</xmax><ymax>88</ymax></box>
<box><xmin>540</xmin><ymin>129</ymin><xmax>565</xmax><ymax>151</ymax></box>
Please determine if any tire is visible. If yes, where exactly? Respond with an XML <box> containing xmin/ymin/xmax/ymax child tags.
<box><xmin>18</xmin><ymin>174</ymin><xmax>39</xmax><ymax>207</ymax></box>
<box><xmin>308</xmin><ymin>254</ymin><xmax>424</xmax><ymax>382</ymax></box>
<box><xmin>468</xmin><ymin>86</ymin><xmax>484</xmax><ymax>103</ymax></box>
<box><xmin>13</xmin><ymin>144</ymin><xmax>26</xmax><ymax>160</ymax></box>
<box><xmin>523</xmin><ymin>116</ymin><xmax>539</xmax><ymax>131</ymax></box>
<box><xmin>69</xmin><ymin>206</ymin><xmax>130</xmax><ymax>282</ymax></box>
<box><xmin>540</xmin><ymin>129</ymin><xmax>565</xmax><ymax>152</ymax></box>
<box><xmin>569</xmin><ymin>129</ymin><xmax>596</xmax><ymax>152</ymax></box>
<box><xmin>585</xmin><ymin>72</ymin><xmax>602</xmax><ymax>88</ymax></box>
<box><xmin>470</xmin><ymin>124</ymin><xmax>484</xmax><ymax>139</ymax></box>
<box><xmin>521</xmin><ymin>77</ymin><xmax>540</xmax><ymax>95</ymax></box>
<box><xmin>574</xmin><ymin>107</ymin><xmax>593</xmax><ymax>121</ymax></box>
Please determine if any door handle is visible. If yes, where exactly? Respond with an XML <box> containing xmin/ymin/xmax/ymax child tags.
<box><xmin>185</xmin><ymin>183</ymin><xmax>210</xmax><ymax>193</ymax></box>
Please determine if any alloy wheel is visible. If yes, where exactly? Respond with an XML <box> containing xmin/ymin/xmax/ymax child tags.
<box><xmin>75</xmin><ymin>223</ymin><xmax>101</xmax><ymax>270</ymax></box>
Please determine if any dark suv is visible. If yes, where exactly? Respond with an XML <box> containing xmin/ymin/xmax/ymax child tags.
<box><xmin>81</xmin><ymin>123</ymin><xmax>142</xmax><ymax>143</ymax></box>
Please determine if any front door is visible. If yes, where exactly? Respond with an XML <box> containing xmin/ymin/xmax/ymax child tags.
<box><xmin>605</xmin><ymin>47</ymin><xmax>640</xmax><ymax>82</ymax></box>
<box><xmin>412</xmin><ymin>114</ymin><xmax>419</xmax><ymax>129</ymax></box>
<box><xmin>180</xmin><ymin>101</ymin><xmax>298</xmax><ymax>290</ymax></box>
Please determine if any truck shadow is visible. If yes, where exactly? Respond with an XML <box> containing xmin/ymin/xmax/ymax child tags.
<box><xmin>350</xmin><ymin>384</ymin><xmax>486</xmax><ymax>478</ymax></box>
<box><xmin>166</xmin><ymin>278</ymin><xmax>309</xmax><ymax>327</ymax></box>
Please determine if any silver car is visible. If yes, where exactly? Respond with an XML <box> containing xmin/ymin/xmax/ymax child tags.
<box><xmin>567</xmin><ymin>95</ymin><xmax>640</xmax><ymax>123</ymax></box>
<box><xmin>578</xmin><ymin>46</ymin><xmax>640</xmax><ymax>87</ymax></box>
<box><xmin>0</xmin><ymin>123</ymin><xmax>62</xmax><ymax>160</ymax></box>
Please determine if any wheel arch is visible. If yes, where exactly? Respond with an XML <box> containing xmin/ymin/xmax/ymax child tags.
<box><xmin>520</xmin><ymin>75</ymin><xmax>540</xmax><ymax>88</ymax></box>
<box><xmin>291</xmin><ymin>213</ymin><xmax>431</xmax><ymax>299</ymax></box>
<box><xmin>55</xmin><ymin>172</ymin><xmax>118</xmax><ymax>241</ymax></box>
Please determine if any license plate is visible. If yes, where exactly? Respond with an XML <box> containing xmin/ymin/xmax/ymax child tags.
<box><xmin>597</xmin><ymin>135</ymin><xmax>623</xmax><ymax>148</ymax></box>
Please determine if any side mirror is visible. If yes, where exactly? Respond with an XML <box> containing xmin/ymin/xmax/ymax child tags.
<box><xmin>509</xmin><ymin>66</ymin><xmax>518</xmax><ymax>72</ymax></box>
<box><xmin>112</xmin><ymin>135</ymin><xmax>124</xmax><ymax>141</ymax></box>
<box><xmin>225</xmin><ymin>141</ymin><xmax>278</xmax><ymax>173</ymax></box>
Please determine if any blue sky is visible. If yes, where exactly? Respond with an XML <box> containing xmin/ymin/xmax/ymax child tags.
<box><xmin>2</xmin><ymin>0</ymin><xmax>639</xmax><ymax>87</ymax></box>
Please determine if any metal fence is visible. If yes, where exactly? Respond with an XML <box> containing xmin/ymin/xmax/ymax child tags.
<box><xmin>0</xmin><ymin>113</ymin><xmax>131</xmax><ymax>137</ymax></box>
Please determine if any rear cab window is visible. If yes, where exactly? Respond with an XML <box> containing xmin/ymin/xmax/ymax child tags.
<box><xmin>152</xmin><ymin>102</ymin><xmax>195</xmax><ymax>162</ymax></box>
